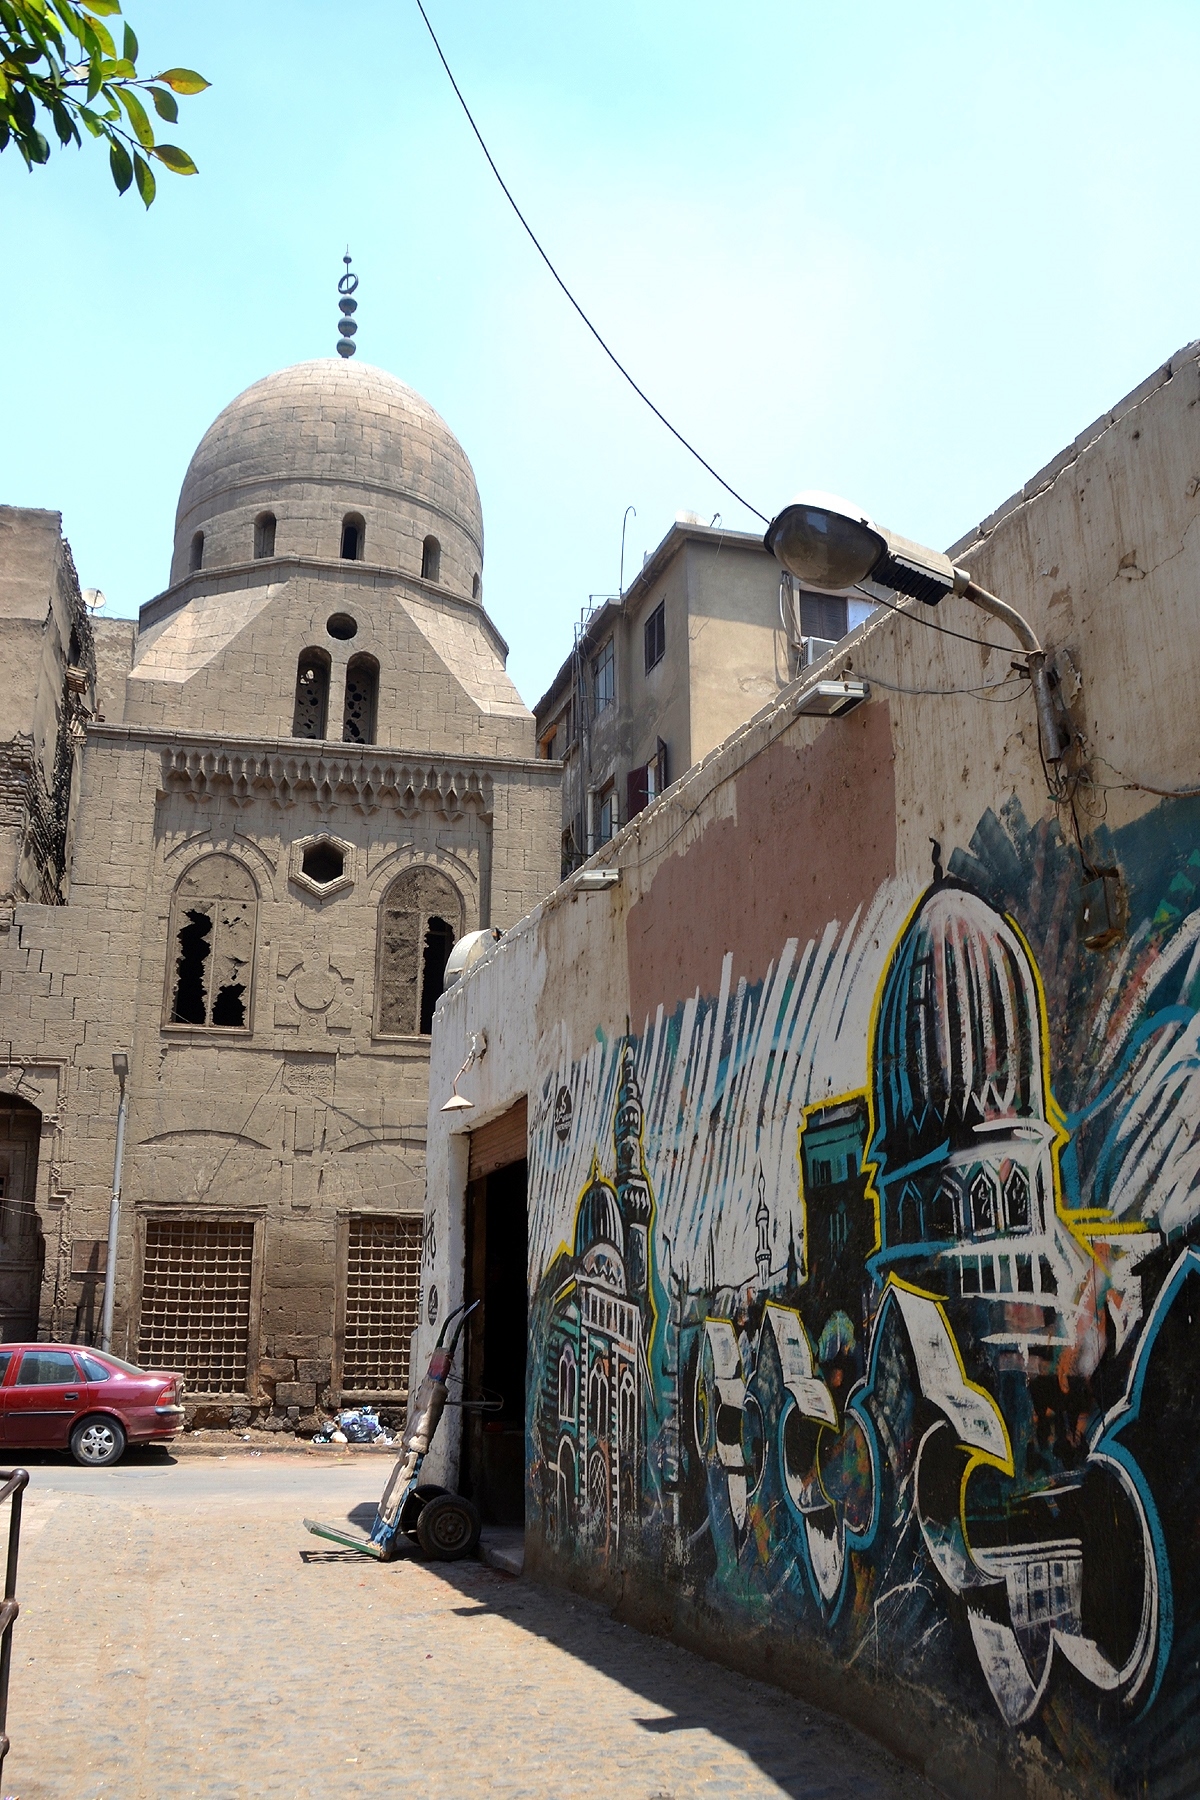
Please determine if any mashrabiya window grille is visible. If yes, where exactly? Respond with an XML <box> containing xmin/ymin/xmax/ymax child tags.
<box><xmin>377</xmin><ymin>866</ymin><xmax>464</xmax><ymax>1035</ymax></box>
<box><xmin>137</xmin><ymin>1218</ymin><xmax>255</xmax><ymax>1395</ymax></box>
<box><xmin>167</xmin><ymin>855</ymin><xmax>257</xmax><ymax>1029</ymax></box>
<box><xmin>342</xmin><ymin>1215</ymin><xmax>423</xmax><ymax>1393</ymax></box>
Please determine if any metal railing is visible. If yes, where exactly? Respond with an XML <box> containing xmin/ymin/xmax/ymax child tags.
<box><xmin>0</xmin><ymin>1468</ymin><xmax>28</xmax><ymax>1782</ymax></box>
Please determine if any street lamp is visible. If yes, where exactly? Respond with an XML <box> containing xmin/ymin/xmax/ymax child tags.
<box><xmin>764</xmin><ymin>491</ymin><xmax>1064</xmax><ymax>760</ymax></box>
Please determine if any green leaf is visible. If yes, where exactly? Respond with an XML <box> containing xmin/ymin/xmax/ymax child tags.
<box><xmin>107</xmin><ymin>133</ymin><xmax>131</xmax><ymax>191</ymax></box>
<box><xmin>28</xmin><ymin>126</ymin><xmax>51</xmax><ymax>163</ymax></box>
<box><xmin>148</xmin><ymin>85</ymin><xmax>177</xmax><ymax>123</ymax></box>
<box><xmin>122</xmin><ymin>19</ymin><xmax>136</xmax><ymax>63</ymax></box>
<box><xmin>86</xmin><ymin>55</ymin><xmax>102</xmax><ymax>100</ymax></box>
<box><xmin>133</xmin><ymin>147</ymin><xmax>155</xmax><ymax>206</ymax></box>
<box><xmin>76</xmin><ymin>102</ymin><xmax>103</xmax><ymax>136</ymax></box>
<box><xmin>50</xmin><ymin>97</ymin><xmax>76</xmax><ymax>143</ymax></box>
<box><xmin>150</xmin><ymin>140</ymin><xmax>196</xmax><ymax>174</ymax></box>
<box><xmin>154</xmin><ymin>66</ymin><xmax>208</xmax><ymax>94</ymax></box>
<box><xmin>115</xmin><ymin>82</ymin><xmax>152</xmax><ymax>145</ymax></box>
<box><xmin>81</xmin><ymin>0</ymin><xmax>122</xmax><ymax>15</ymax></box>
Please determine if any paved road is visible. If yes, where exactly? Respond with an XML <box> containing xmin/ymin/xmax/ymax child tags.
<box><xmin>4</xmin><ymin>1449</ymin><xmax>937</xmax><ymax>1800</ymax></box>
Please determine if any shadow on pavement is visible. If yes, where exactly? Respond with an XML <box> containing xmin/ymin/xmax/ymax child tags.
<box><xmin>409</xmin><ymin>1558</ymin><xmax>932</xmax><ymax>1800</ymax></box>
<box><xmin>2</xmin><ymin>1443</ymin><xmax>177</xmax><ymax>1469</ymax></box>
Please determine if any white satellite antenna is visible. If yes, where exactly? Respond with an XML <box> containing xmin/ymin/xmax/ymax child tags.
<box><xmin>82</xmin><ymin>588</ymin><xmax>106</xmax><ymax>611</ymax></box>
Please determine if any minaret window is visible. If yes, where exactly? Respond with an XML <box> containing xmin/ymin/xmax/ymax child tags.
<box><xmin>376</xmin><ymin>866</ymin><xmax>464</xmax><ymax>1036</ymax></box>
<box><xmin>292</xmin><ymin>648</ymin><xmax>330</xmax><ymax>739</ymax></box>
<box><xmin>472</xmin><ymin>573</ymin><xmax>480</xmax><ymax>599</ymax></box>
<box><xmin>166</xmin><ymin>855</ymin><xmax>257</xmax><ymax>1031</ymax></box>
<box><xmin>421</xmin><ymin>535</ymin><xmax>441</xmax><ymax>582</ymax></box>
<box><xmin>254</xmin><ymin>512</ymin><xmax>276</xmax><ymax>559</ymax></box>
<box><xmin>342</xmin><ymin>653</ymin><xmax>378</xmax><ymax>746</ymax></box>
<box><xmin>189</xmin><ymin>531</ymin><xmax>204</xmax><ymax>572</ymax></box>
<box><xmin>340</xmin><ymin>514</ymin><xmax>365</xmax><ymax>560</ymax></box>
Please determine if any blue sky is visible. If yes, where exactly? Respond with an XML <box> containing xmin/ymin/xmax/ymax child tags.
<box><xmin>2</xmin><ymin>0</ymin><xmax>1198</xmax><ymax>706</ymax></box>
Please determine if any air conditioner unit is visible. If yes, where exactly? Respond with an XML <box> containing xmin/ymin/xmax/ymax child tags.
<box><xmin>801</xmin><ymin>635</ymin><xmax>839</xmax><ymax>668</ymax></box>
<box><xmin>796</xmin><ymin>679</ymin><xmax>870</xmax><ymax>718</ymax></box>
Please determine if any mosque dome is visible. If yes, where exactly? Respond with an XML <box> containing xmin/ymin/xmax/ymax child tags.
<box><xmin>169</xmin><ymin>359</ymin><xmax>483</xmax><ymax>599</ymax></box>
<box><xmin>574</xmin><ymin>1153</ymin><xmax>625</xmax><ymax>1262</ymax></box>
<box><xmin>870</xmin><ymin>882</ymin><xmax>1045</xmax><ymax>1176</ymax></box>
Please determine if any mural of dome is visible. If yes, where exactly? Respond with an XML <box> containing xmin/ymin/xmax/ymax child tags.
<box><xmin>870</xmin><ymin>882</ymin><xmax>1045</xmax><ymax>1178</ymax></box>
<box><xmin>574</xmin><ymin>1152</ymin><xmax>624</xmax><ymax>1259</ymax></box>
<box><xmin>168</xmin><ymin>359</ymin><xmax>483</xmax><ymax>599</ymax></box>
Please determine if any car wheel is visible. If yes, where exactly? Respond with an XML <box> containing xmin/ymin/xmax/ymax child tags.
<box><xmin>415</xmin><ymin>1491</ymin><xmax>481</xmax><ymax>1561</ymax></box>
<box><xmin>70</xmin><ymin>1416</ymin><xmax>127</xmax><ymax>1468</ymax></box>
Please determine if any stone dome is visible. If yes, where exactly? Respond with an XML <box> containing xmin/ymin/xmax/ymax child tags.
<box><xmin>169</xmin><ymin>359</ymin><xmax>483</xmax><ymax>598</ymax></box>
<box><xmin>870</xmin><ymin>882</ymin><xmax>1045</xmax><ymax>1177</ymax></box>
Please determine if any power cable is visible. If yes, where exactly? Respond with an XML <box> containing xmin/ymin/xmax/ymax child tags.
<box><xmin>413</xmin><ymin>0</ymin><xmax>768</xmax><ymax>524</ymax></box>
<box><xmin>854</xmin><ymin>585</ymin><xmax>1027</xmax><ymax>656</ymax></box>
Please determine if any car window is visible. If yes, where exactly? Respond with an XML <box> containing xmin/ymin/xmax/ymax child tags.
<box><xmin>0</xmin><ymin>1353</ymin><xmax>11</xmax><ymax>1384</ymax></box>
<box><xmin>86</xmin><ymin>1353</ymin><xmax>144</xmax><ymax>1375</ymax></box>
<box><xmin>15</xmin><ymin>1351</ymin><xmax>81</xmax><ymax>1387</ymax></box>
<box><xmin>78</xmin><ymin>1355</ymin><xmax>113</xmax><ymax>1382</ymax></box>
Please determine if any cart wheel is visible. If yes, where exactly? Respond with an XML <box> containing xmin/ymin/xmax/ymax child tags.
<box><xmin>398</xmin><ymin>1482</ymin><xmax>450</xmax><ymax>1536</ymax></box>
<box><xmin>416</xmin><ymin>1492</ymin><xmax>481</xmax><ymax>1561</ymax></box>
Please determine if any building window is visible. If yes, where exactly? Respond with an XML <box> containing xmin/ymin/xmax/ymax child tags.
<box><xmin>421</xmin><ymin>535</ymin><xmax>441</xmax><ymax>582</ymax></box>
<box><xmin>626</xmin><ymin>740</ymin><xmax>668</xmax><ymax>821</ymax></box>
<box><xmin>189</xmin><ymin>530</ymin><xmax>204</xmax><ymax>572</ymax></box>
<box><xmin>342</xmin><ymin>652</ymin><xmax>379</xmax><ymax>745</ymax></box>
<box><xmin>1004</xmin><ymin>1166</ymin><xmax>1032</xmax><ymax>1231</ymax></box>
<box><xmin>254</xmin><ymin>512</ymin><xmax>276</xmax><ymax>559</ymax></box>
<box><xmin>558</xmin><ymin>1342</ymin><xmax>578</xmax><ymax>1421</ymax></box>
<box><xmin>341</xmin><ymin>1215</ymin><xmax>422</xmax><ymax>1394</ymax></box>
<box><xmin>970</xmin><ymin>1170</ymin><xmax>999</xmax><ymax>1236</ymax></box>
<box><xmin>137</xmin><ymin>1219</ymin><xmax>254</xmax><ymax>1394</ymax></box>
<box><xmin>800</xmin><ymin>593</ymin><xmax>849</xmax><ymax>641</ymax></box>
<box><xmin>292</xmin><ymin>648</ymin><xmax>330</xmax><ymax>738</ymax></box>
<box><xmin>594</xmin><ymin>783</ymin><xmax>616</xmax><ymax>848</ymax></box>
<box><xmin>341</xmin><ymin>513</ymin><xmax>365</xmax><ymax>560</ymax></box>
<box><xmin>472</xmin><ymin>573</ymin><xmax>481</xmax><ymax>599</ymax></box>
<box><xmin>167</xmin><ymin>854</ymin><xmax>257</xmax><ymax>1030</ymax></box>
<box><xmin>589</xmin><ymin>1355</ymin><xmax>610</xmax><ymax>1439</ymax></box>
<box><xmin>594</xmin><ymin>639</ymin><xmax>615</xmax><ymax>713</ymax></box>
<box><xmin>644</xmin><ymin>599</ymin><xmax>665</xmax><ymax>673</ymax></box>
<box><xmin>377</xmin><ymin>866</ymin><xmax>465</xmax><ymax>1035</ymax></box>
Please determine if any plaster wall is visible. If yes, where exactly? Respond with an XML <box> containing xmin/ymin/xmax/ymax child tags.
<box><xmin>422</xmin><ymin>342</ymin><xmax>1200</xmax><ymax>1799</ymax></box>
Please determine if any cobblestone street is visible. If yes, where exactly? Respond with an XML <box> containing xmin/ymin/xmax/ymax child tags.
<box><xmin>3</xmin><ymin>1450</ymin><xmax>937</xmax><ymax>1800</ymax></box>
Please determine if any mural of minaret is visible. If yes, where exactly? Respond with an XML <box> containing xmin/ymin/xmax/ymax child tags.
<box><xmin>615</xmin><ymin>1039</ymin><xmax>654</xmax><ymax>1319</ymax></box>
<box><xmin>754</xmin><ymin>1165</ymin><xmax>771</xmax><ymax>1287</ymax></box>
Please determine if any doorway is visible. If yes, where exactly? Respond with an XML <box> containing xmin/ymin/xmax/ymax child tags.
<box><xmin>0</xmin><ymin>1098</ymin><xmax>44</xmax><ymax>1341</ymax></box>
<box><xmin>461</xmin><ymin>1099</ymin><xmax>528</xmax><ymax>1526</ymax></box>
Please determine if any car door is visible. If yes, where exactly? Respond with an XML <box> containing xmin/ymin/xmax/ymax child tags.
<box><xmin>3</xmin><ymin>1349</ymin><xmax>88</xmax><ymax>1449</ymax></box>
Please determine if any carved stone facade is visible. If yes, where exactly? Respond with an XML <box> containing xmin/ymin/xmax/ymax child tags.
<box><xmin>0</xmin><ymin>359</ymin><xmax>559</xmax><ymax>1426</ymax></box>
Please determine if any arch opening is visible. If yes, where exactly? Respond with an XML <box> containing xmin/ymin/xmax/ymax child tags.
<box><xmin>342</xmin><ymin>653</ymin><xmax>379</xmax><ymax>746</ymax></box>
<box><xmin>421</xmin><ymin>535</ymin><xmax>441</xmax><ymax>582</ymax></box>
<box><xmin>254</xmin><ymin>512</ymin><xmax>276</xmax><ymax>559</ymax></box>
<box><xmin>292</xmin><ymin>648</ymin><xmax>330</xmax><ymax>739</ymax></box>
<box><xmin>341</xmin><ymin>513</ymin><xmax>365</xmax><ymax>560</ymax></box>
<box><xmin>189</xmin><ymin>531</ymin><xmax>204</xmax><ymax>572</ymax></box>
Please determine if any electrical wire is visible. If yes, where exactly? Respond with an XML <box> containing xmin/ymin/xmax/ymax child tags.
<box><xmin>413</xmin><ymin>0</ymin><xmax>768</xmax><ymax>525</ymax></box>
<box><xmin>854</xmin><ymin>585</ymin><xmax>1027</xmax><ymax>657</ymax></box>
<box><xmin>1090</xmin><ymin>755</ymin><xmax>1200</xmax><ymax>800</ymax></box>
<box><xmin>848</xmin><ymin>667</ymin><xmax>1030</xmax><ymax>701</ymax></box>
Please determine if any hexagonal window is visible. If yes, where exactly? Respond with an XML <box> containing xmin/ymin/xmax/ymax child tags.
<box><xmin>289</xmin><ymin>834</ymin><xmax>355</xmax><ymax>900</ymax></box>
<box><xmin>302</xmin><ymin>841</ymin><xmax>344</xmax><ymax>886</ymax></box>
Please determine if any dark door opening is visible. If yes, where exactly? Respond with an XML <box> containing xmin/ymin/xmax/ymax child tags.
<box><xmin>461</xmin><ymin>1151</ymin><xmax>527</xmax><ymax>1527</ymax></box>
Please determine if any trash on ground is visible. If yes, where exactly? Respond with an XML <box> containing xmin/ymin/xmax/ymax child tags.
<box><xmin>312</xmin><ymin>1408</ymin><xmax>393</xmax><ymax>1446</ymax></box>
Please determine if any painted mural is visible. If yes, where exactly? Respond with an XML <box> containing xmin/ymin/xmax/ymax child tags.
<box><xmin>526</xmin><ymin>797</ymin><xmax>1200</xmax><ymax>1793</ymax></box>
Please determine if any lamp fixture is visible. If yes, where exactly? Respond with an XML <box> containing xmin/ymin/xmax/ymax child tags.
<box><xmin>111</xmin><ymin>1051</ymin><xmax>129</xmax><ymax>1080</ymax></box>
<box><xmin>764</xmin><ymin>491</ymin><xmax>1064</xmax><ymax>760</ymax></box>
<box><xmin>576</xmin><ymin>867</ymin><xmax>621</xmax><ymax>890</ymax></box>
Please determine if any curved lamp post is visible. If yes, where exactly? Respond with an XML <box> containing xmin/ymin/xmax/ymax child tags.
<box><xmin>763</xmin><ymin>491</ymin><xmax>1064</xmax><ymax>761</ymax></box>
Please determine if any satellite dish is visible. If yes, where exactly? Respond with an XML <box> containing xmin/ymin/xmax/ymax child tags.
<box><xmin>82</xmin><ymin>589</ymin><xmax>106</xmax><ymax>611</ymax></box>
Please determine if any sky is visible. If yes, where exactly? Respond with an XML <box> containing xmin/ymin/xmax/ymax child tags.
<box><xmin>2</xmin><ymin>0</ymin><xmax>1199</xmax><ymax>708</ymax></box>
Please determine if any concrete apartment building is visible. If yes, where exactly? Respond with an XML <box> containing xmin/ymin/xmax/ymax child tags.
<box><xmin>534</xmin><ymin>516</ymin><xmax>871</xmax><ymax>873</ymax></box>
<box><xmin>0</xmin><ymin>357</ymin><xmax>559</xmax><ymax>1427</ymax></box>
<box><xmin>422</xmin><ymin>341</ymin><xmax>1200</xmax><ymax>1799</ymax></box>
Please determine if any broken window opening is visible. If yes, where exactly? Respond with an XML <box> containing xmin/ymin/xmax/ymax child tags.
<box><xmin>377</xmin><ymin>867</ymin><xmax>464</xmax><ymax>1035</ymax></box>
<box><xmin>167</xmin><ymin>856</ymin><xmax>257</xmax><ymax>1031</ymax></box>
<box><xmin>342</xmin><ymin>653</ymin><xmax>379</xmax><ymax>746</ymax></box>
<box><xmin>419</xmin><ymin>915</ymin><xmax>456</xmax><ymax>1033</ymax></box>
<box><xmin>292</xmin><ymin>648</ymin><xmax>330</xmax><ymax>739</ymax></box>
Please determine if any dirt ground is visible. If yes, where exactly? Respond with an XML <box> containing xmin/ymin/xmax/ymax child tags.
<box><xmin>3</xmin><ymin>1448</ymin><xmax>937</xmax><ymax>1800</ymax></box>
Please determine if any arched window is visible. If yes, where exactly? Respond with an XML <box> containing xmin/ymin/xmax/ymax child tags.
<box><xmin>254</xmin><ymin>512</ymin><xmax>276</xmax><ymax>559</ymax></box>
<box><xmin>342</xmin><ymin>653</ymin><xmax>379</xmax><ymax>745</ymax></box>
<box><xmin>558</xmin><ymin>1342</ymin><xmax>578</xmax><ymax>1422</ymax></box>
<box><xmin>376</xmin><ymin>866</ymin><xmax>464</xmax><ymax>1035</ymax></box>
<box><xmin>421</xmin><ymin>535</ymin><xmax>441</xmax><ymax>582</ymax></box>
<box><xmin>189</xmin><ymin>531</ymin><xmax>204</xmax><ymax>572</ymax></box>
<box><xmin>970</xmin><ymin>1169</ymin><xmax>998</xmax><ymax>1236</ymax></box>
<box><xmin>166</xmin><ymin>855</ymin><xmax>257</xmax><ymax>1030</ymax></box>
<box><xmin>292</xmin><ymin>648</ymin><xmax>330</xmax><ymax>739</ymax></box>
<box><xmin>471</xmin><ymin>573</ymin><xmax>480</xmax><ymax>600</ymax></box>
<box><xmin>588</xmin><ymin>1356</ymin><xmax>610</xmax><ymax>1440</ymax></box>
<box><xmin>341</xmin><ymin>513</ymin><xmax>364</xmax><ymax>560</ymax></box>
<box><xmin>618</xmin><ymin>1366</ymin><xmax>636</xmax><ymax>1451</ymax></box>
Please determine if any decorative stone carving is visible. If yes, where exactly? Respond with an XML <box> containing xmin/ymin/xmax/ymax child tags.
<box><xmin>160</xmin><ymin>741</ymin><xmax>494</xmax><ymax>821</ymax></box>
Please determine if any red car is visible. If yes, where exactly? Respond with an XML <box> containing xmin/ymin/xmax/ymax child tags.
<box><xmin>0</xmin><ymin>1345</ymin><xmax>185</xmax><ymax>1466</ymax></box>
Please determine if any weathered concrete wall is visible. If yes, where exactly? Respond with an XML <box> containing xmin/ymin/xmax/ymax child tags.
<box><xmin>422</xmin><ymin>343</ymin><xmax>1200</xmax><ymax>1798</ymax></box>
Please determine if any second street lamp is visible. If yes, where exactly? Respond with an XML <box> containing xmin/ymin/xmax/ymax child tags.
<box><xmin>764</xmin><ymin>491</ymin><xmax>1065</xmax><ymax>762</ymax></box>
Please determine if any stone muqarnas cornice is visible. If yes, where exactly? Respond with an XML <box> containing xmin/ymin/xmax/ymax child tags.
<box><xmin>158</xmin><ymin>740</ymin><xmax>494</xmax><ymax>820</ymax></box>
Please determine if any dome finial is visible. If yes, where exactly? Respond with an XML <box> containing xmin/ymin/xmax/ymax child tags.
<box><xmin>336</xmin><ymin>249</ymin><xmax>358</xmax><ymax>359</ymax></box>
